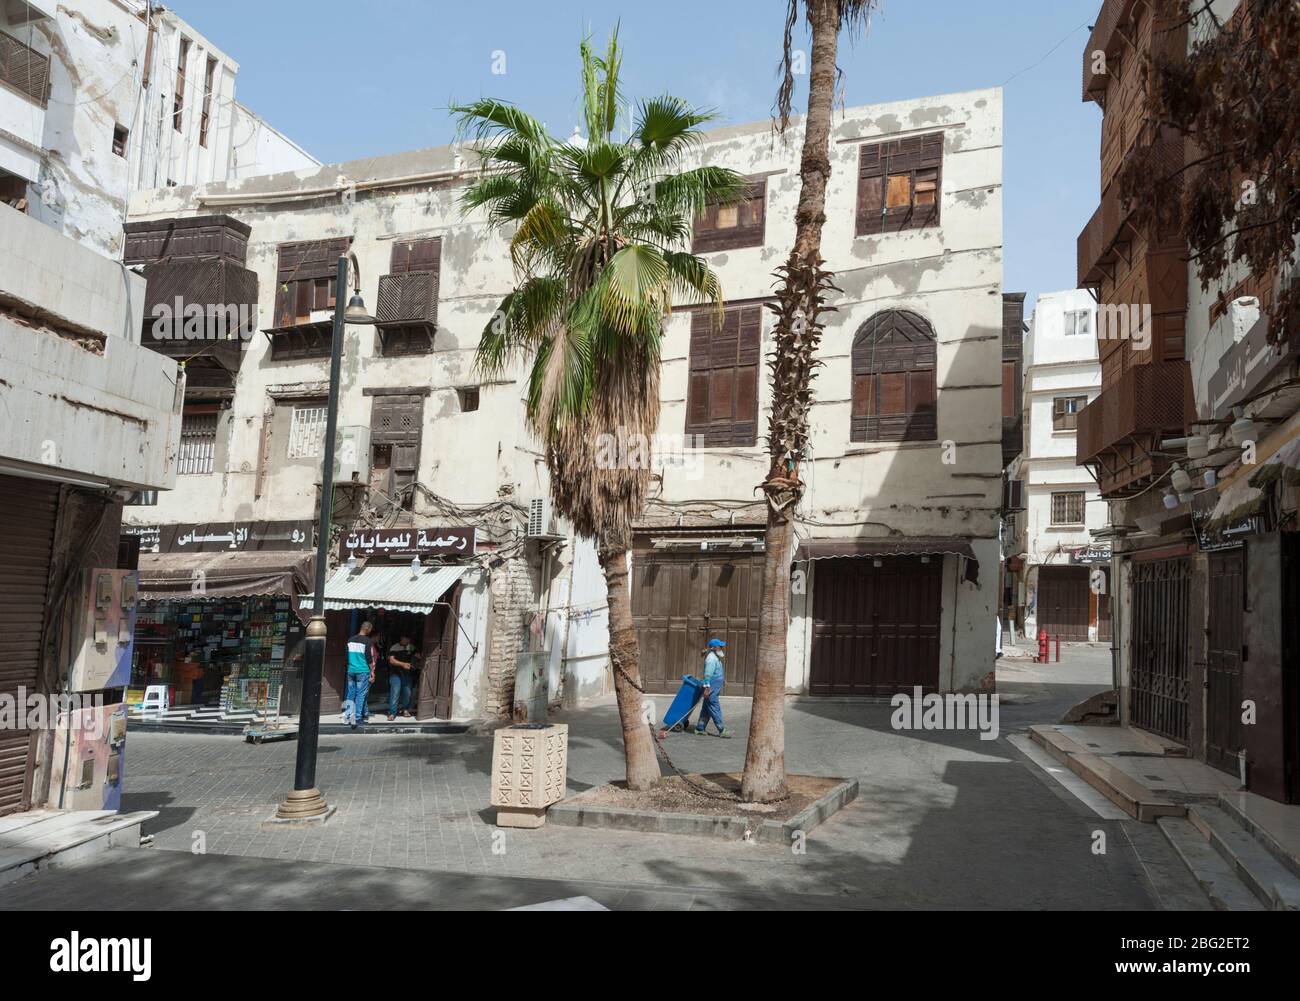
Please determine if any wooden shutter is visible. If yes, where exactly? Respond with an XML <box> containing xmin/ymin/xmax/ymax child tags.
<box><xmin>1002</xmin><ymin>360</ymin><xmax>1016</xmax><ymax>418</ymax></box>
<box><xmin>390</xmin><ymin>237</ymin><xmax>441</xmax><ymax>275</ymax></box>
<box><xmin>850</xmin><ymin>310</ymin><xmax>938</xmax><ymax>442</ymax></box>
<box><xmin>692</xmin><ymin>179</ymin><xmax>767</xmax><ymax>253</ymax></box>
<box><xmin>685</xmin><ymin>304</ymin><xmax>761</xmax><ymax>446</ymax></box>
<box><xmin>856</xmin><ymin>132</ymin><xmax>943</xmax><ymax>236</ymax></box>
<box><xmin>370</xmin><ymin>394</ymin><xmax>423</xmax><ymax>507</ymax></box>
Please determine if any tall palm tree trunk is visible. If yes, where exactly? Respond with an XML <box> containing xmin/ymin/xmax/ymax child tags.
<box><xmin>599</xmin><ymin>544</ymin><xmax>660</xmax><ymax>790</ymax></box>
<box><xmin>741</xmin><ymin>0</ymin><xmax>842</xmax><ymax>803</ymax></box>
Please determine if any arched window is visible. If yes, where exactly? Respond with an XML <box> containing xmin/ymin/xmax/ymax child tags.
<box><xmin>851</xmin><ymin>310</ymin><xmax>937</xmax><ymax>442</ymax></box>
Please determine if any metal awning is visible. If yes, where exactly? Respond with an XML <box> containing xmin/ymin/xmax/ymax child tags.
<box><xmin>1204</xmin><ymin>476</ymin><xmax>1270</xmax><ymax>533</ymax></box>
<box><xmin>1248</xmin><ymin>435</ymin><xmax>1300</xmax><ymax>490</ymax></box>
<box><xmin>793</xmin><ymin>536</ymin><xmax>980</xmax><ymax>584</ymax></box>
<box><xmin>136</xmin><ymin>550</ymin><xmax>314</xmax><ymax>603</ymax></box>
<box><xmin>302</xmin><ymin>563</ymin><xmax>469</xmax><ymax>612</ymax></box>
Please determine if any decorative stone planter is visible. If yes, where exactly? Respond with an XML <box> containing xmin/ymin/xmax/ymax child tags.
<box><xmin>490</xmin><ymin>723</ymin><xmax>568</xmax><ymax>828</ymax></box>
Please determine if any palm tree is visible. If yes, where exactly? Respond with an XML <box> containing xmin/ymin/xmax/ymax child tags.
<box><xmin>454</xmin><ymin>31</ymin><xmax>746</xmax><ymax>790</ymax></box>
<box><xmin>741</xmin><ymin>0</ymin><xmax>880</xmax><ymax>803</ymax></box>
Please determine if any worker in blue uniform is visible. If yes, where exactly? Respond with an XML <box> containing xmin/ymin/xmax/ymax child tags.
<box><xmin>693</xmin><ymin>638</ymin><xmax>732</xmax><ymax>737</ymax></box>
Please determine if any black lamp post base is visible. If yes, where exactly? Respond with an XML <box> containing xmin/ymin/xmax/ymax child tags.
<box><xmin>273</xmin><ymin>787</ymin><xmax>333</xmax><ymax>824</ymax></box>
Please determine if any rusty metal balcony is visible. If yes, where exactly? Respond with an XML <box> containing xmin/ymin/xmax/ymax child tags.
<box><xmin>1077</xmin><ymin>360</ymin><xmax>1194</xmax><ymax>496</ymax></box>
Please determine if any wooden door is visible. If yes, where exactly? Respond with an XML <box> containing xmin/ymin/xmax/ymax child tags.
<box><xmin>1206</xmin><ymin>548</ymin><xmax>1244</xmax><ymax>774</ymax></box>
<box><xmin>418</xmin><ymin>586</ymin><xmax>459</xmax><ymax>719</ymax></box>
<box><xmin>1037</xmin><ymin>566</ymin><xmax>1090</xmax><ymax>642</ymax></box>
<box><xmin>809</xmin><ymin>556</ymin><xmax>943</xmax><ymax>696</ymax></box>
<box><xmin>319</xmin><ymin>610</ymin><xmax>351</xmax><ymax>715</ymax></box>
<box><xmin>631</xmin><ymin>552</ymin><xmax>762</xmax><ymax>695</ymax></box>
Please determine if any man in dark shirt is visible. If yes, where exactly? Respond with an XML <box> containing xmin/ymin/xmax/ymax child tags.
<box><xmin>387</xmin><ymin>635</ymin><xmax>419</xmax><ymax>720</ymax></box>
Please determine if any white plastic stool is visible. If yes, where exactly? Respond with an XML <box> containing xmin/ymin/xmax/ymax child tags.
<box><xmin>141</xmin><ymin>685</ymin><xmax>170</xmax><ymax>717</ymax></box>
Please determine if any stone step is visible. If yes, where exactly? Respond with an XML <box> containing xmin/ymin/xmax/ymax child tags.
<box><xmin>1215</xmin><ymin>792</ymin><xmax>1300</xmax><ymax>882</ymax></box>
<box><xmin>0</xmin><ymin>810</ymin><xmax>157</xmax><ymax>888</ymax></box>
<box><xmin>1029</xmin><ymin>726</ymin><xmax>1183</xmax><ymax>822</ymax></box>
<box><xmin>1188</xmin><ymin>804</ymin><xmax>1300</xmax><ymax>911</ymax></box>
<box><xmin>1156</xmin><ymin>817</ymin><xmax>1265</xmax><ymax>911</ymax></box>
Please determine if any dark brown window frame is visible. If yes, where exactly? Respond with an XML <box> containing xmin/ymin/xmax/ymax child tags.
<box><xmin>266</xmin><ymin>239</ymin><xmax>351</xmax><ymax>360</ymax></box>
<box><xmin>855</xmin><ymin>131</ymin><xmax>943</xmax><ymax>237</ymax></box>
<box><xmin>174</xmin><ymin>37</ymin><xmax>190</xmax><ymax>133</ymax></box>
<box><xmin>199</xmin><ymin>56</ymin><xmax>217</xmax><ymax>148</ymax></box>
<box><xmin>1052</xmin><ymin>395</ymin><xmax>1088</xmax><ymax>431</ymax></box>
<box><xmin>850</xmin><ymin>309</ymin><xmax>938</xmax><ymax>442</ymax></box>
<box><xmin>684</xmin><ymin>302</ymin><xmax>762</xmax><ymax>447</ymax></box>
<box><xmin>1050</xmin><ymin>490</ymin><xmax>1086</xmax><ymax>526</ymax></box>
<box><xmin>112</xmin><ymin>124</ymin><xmax>129</xmax><ymax>158</ymax></box>
<box><xmin>692</xmin><ymin>178</ymin><xmax>767</xmax><ymax>253</ymax></box>
<box><xmin>375</xmin><ymin>236</ymin><xmax>441</xmax><ymax>357</ymax></box>
<box><xmin>369</xmin><ymin>393</ymin><xmax>424</xmax><ymax>510</ymax></box>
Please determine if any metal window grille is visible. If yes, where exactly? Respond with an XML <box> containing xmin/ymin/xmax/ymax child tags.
<box><xmin>178</xmin><ymin>413</ymin><xmax>217</xmax><ymax>475</ymax></box>
<box><xmin>287</xmin><ymin>405</ymin><xmax>328</xmax><ymax>459</ymax></box>
<box><xmin>1050</xmin><ymin>491</ymin><xmax>1085</xmax><ymax>525</ymax></box>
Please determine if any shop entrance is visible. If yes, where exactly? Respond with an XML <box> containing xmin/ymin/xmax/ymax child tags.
<box><xmin>321</xmin><ymin>586</ymin><xmax>460</xmax><ymax>720</ymax></box>
<box><xmin>1037</xmin><ymin>565</ymin><xmax>1090</xmax><ymax>642</ymax></box>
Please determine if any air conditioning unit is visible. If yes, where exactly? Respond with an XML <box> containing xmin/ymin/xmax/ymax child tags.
<box><xmin>1230</xmin><ymin>296</ymin><xmax>1260</xmax><ymax>344</ymax></box>
<box><xmin>331</xmin><ymin>425</ymin><xmax>371</xmax><ymax>484</ymax></box>
<box><xmin>527</xmin><ymin>497</ymin><xmax>557</xmax><ymax>538</ymax></box>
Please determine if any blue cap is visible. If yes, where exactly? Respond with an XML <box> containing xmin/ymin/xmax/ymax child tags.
<box><xmin>707</xmin><ymin>638</ymin><xmax>727</xmax><ymax>648</ymax></box>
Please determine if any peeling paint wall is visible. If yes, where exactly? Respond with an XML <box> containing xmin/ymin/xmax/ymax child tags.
<box><xmin>123</xmin><ymin>87</ymin><xmax>1004</xmax><ymax>703</ymax></box>
<box><xmin>5</xmin><ymin>0</ymin><xmax>317</xmax><ymax>260</ymax></box>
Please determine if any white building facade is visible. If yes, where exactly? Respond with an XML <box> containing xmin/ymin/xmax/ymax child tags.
<box><xmin>0</xmin><ymin>0</ymin><xmax>317</xmax><ymax>260</ymax></box>
<box><xmin>120</xmin><ymin>87</ymin><xmax>1004</xmax><ymax>721</ymax></box>
<box><xmin>1013</xmin><ymin>288</ymin><xmax>1110</xmax><ymax>643</ymax></box>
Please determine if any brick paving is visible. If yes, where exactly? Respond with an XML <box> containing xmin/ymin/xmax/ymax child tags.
<box><xmin>25</xmin><ymin>676</ymin><xmax>1179</xmax><ymax>909</ymax></box>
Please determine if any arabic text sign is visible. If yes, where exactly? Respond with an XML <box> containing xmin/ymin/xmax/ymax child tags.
<box><xmin>1190</xmin><ymin>489</ymin><xmax>1266</xmax><ymax>552</ymax></box>
<box><xmin>123</xmin><ymin>521</ymin><xmax>314</xmax><ymax>553</ymax></box>
<box><xmin>1208</xmin><ymin>315</ymin><xmax>1298</xmax><ymax>418</ymax></box>
<box><xmin>340</xmin><ymin>527</ymin><xmax>476</xmax><ymax>560</ymax></box>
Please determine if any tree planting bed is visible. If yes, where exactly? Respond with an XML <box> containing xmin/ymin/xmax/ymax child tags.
<box><xmin>546</xmin><ymin>773</ymin><xmax>858</xmax><ymax>844</ymax></box>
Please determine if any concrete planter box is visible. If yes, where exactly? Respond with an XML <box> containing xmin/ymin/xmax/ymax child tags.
<box><xmin>490</xmin><ymin>723</ymin><xmax>568</xmax><ymax>828</ymax></box>
<box><xmin>549</xmin><ymin>776</ymin><xmax>859</xmax><ymax>844</ymax></box>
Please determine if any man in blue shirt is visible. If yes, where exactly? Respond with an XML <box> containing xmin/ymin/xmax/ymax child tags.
<box><xmin>694</xmin><ymin>638</ymin><xmax>732</xmax><ymax>737</ymax></box>
<box><xmin>344</xmin><ymin>621</ymin><xmax>376</xmax><ymax>729</ymax></box>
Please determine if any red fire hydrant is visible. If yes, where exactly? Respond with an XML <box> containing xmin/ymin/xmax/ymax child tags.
<box><xmin>1038</xmin><ymin>628</ymin><xmax>1049</xmax><ymax>664</ymax></box>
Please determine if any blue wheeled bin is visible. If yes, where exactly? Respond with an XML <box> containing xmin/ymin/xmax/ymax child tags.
<box><xmin>663</xmin><ymin>675</ymin><xmax>704</xmax><ymax>730</ymax></box>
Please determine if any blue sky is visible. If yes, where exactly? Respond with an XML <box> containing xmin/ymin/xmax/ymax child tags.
<box><xmin>178</xmin><ymin>0</ymin><xmax>1103</xmax><ymax>315</ymax></box>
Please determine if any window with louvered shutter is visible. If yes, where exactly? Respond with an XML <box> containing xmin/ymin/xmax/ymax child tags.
<box><xmin>685</xmin><ymin>304</ymin><xmax>762</xmax><ymax>447</ymax></box>
<box><xmin>856</xmin><ymin>132</ymin><xmax>943</xmax><ymax>236</ymax></box>
<box><xmin>370</xmin><ymin>394</ymin><xmax>424</xmax><ymax>509</ymax></box>
<box><xmin>692</xmin><ymin>179</ymin><xmax>767</xmax><ymax>253</ymax></box>
<box><xmin>269</xmin><ymin>239</ymin><xmax>350</xmax><ymax>356</ymax></box>
<box><xmin>850</xmin><ymin>309</ymin><xmax>938</xmax><ymax>442</ymax></box>
<box><xmin>0</xmin><ymin>30</ymin><xmax>51</xmax><ymax>107</ymax></box>
<box><xmin>376</xmin><ymin>238</ymin><xmax>440</xmax><ymax>356</ymax></box>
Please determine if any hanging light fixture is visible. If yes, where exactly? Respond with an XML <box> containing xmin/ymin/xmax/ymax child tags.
<box><xmin>1229</xmin><ymin>411</ymin><xmax>1256</xmax><ymax>447</ymax></box>
<box><xmin>410</xmin><ymin>556</ymin><xmax>421</xmax><ymax>578</ymax></box>
<box><xmin>1170</xmin><ymin>465</ymin><xmax>1193</xmax><ymax>495</ymax></box>
<box><xmin>1162</xmin><ymin>489</ymin><xmax>1179</xmax><ymax>510</ymax></box>
<box><xmin>344</xmin><ymin>293</ymin><xmax>378</xmax><ymax>326</ymax></box>
<box><xmin>1203</xmin><ymin>469</ymin><xmax>1217</xmax><ymax>488</ymax></box>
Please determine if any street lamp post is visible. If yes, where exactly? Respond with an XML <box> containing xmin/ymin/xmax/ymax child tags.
<box><xmin>276</xmin><ymin>252</ymin><xmax>376</xmax><ymax>821</ymax></box>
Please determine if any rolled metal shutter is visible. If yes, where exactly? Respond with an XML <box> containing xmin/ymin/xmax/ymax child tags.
<box><xmin>0</xmin><ymin>474</ymin><xmax>59</xmax><ymax>815</ymax></box>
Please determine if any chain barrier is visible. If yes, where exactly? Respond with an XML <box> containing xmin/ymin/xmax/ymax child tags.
<box><xmin>612</xmin><ymin>660</ymin><xmax>789</xmax><ymax>805</ymax></box>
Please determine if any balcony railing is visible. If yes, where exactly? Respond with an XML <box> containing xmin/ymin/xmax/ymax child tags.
<box><xmin>1077</xmin><ymin>360</ymin><xmax>1193</xmax><ymax>465</ymax></box>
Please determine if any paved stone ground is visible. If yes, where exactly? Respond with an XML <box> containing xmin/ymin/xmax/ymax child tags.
<box><xmin>1</xmin><ymin>652</ymin><xmax>1207</xmax><ymax>910</ymax></box>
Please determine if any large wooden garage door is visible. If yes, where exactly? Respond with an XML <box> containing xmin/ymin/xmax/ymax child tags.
<box><xmin>809</xmin><ymin>556</ymin><xmax>942</xmax><ymax>696</ymax></box>
<box><xmin>1037</xmin><ymin>566</ymin><xmax>1090</xmax><ymax>641</ymax></box>
<box><xmin>1130</xmin><ymin>556</ymin><xmax>1191</xmax><ymax>744</ymax></box>
<box><xmin>631</xmin><ymin>552</ymin><xmax>761</xmax><ymax>695</ymax></box>
<box><xmin>0</xmin><ymin>475</ymin><xmax>59</xmax><ymax>816</ymax></box>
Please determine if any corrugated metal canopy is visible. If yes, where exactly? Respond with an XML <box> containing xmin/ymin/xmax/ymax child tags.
<box><xmin>136</xmin><ymin>550</ymin><xmax>314</xmax><ymax>603</ymax></box>
<box><xmin>303</xmin><ymin>563</ymin><xmax>468</xmax><ymax>612</ymax></box>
